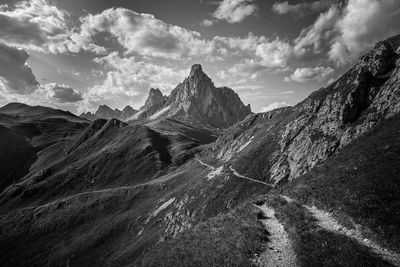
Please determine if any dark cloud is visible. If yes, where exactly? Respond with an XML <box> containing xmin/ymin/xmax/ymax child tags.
<box><xmin>48</xmin><ymin>84</ymin><xmax>83</xmax><ymax>103</ymax></box>
<box><xmin>0</xmin><ymin>43</ymin><xmax>39</xmax><ymax>94</ymax></box>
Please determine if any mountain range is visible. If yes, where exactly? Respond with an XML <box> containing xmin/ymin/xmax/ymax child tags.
<box><xmin>0</xmin><ymin>34</ymin><xmax>400</xmax><ymax>266</ymax></box>
<box><xmin>80</xmin><ymin>64</ymin><xmax>252</xmax><ymax>128</ymax></box>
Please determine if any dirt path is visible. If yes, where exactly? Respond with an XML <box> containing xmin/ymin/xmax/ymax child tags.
<box><xmin>281</xmin><ymin>195</ymin><xmax>400</xmax><ymax>266</ymax></box>
<box><xmin>229</xmin><ymin>166</ymin><xmax>274</xmax><ymax>187</ymax></box>
<box><xmin>17</xmin><ymin>171</ymin><xmax>185</xmax><ymax>212</ymax></box>
<box><xmin>253</xmin><ymin>203</ymin><xmax>298</xmax><ymax>267</ymax></box>
<box><xmin>196</xmin><ymin>159</ymin><xmax>215</xmax><ymax>170</ymax></box>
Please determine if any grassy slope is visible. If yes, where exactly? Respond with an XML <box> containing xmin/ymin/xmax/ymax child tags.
<box><xmin>138</xmin><ymin>203</ymin><xmax>268</xmax><ymax>267</ymax></box>
<box><xmin>279</xmin><ymin>115</ymin><xmax>400</xmax><ymax>252</ymax></box>
<box><xmin>0</xmin><ymin>125</ymin><xmax>37</xmax><ymax>191</ymax></box>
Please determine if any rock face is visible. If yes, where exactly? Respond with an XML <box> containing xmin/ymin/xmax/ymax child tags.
<box><xmin>135</xmin><ymin>88</ymin><xmax>168</xmax><ymax>120</ymax></box>
<box><xmin>212</xmin><ymin>34</ymin><xmax>400</xmax><ymax>184</ymax></box>
<box><xmin>81</xmin><ymin>65</ymin><xmax>251</xmax><ymax>128</ymax></box>
<box><xmin>143</xmin><ymin>88</ymin><xmax>166</xmax><ymax>110</ymax></box>
<box><xmin>138</xmin><ymin>64</ymin><xmax>252</xmax><ymax>128</ymax></box>
<box><xmin>165</xmin><ymin>64</ymin><xmax>252</xmax><ymax>128</ymax></box>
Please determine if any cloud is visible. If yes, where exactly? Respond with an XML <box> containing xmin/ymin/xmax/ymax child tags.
<box><xmin>46</xmin><ymin>83</ymin><xmax>83</xmax><ymax>103</ymax></box>
<box><xmin>329</xmin><ymin>0</ymin><xmax>400</xmax><ymax>65</ymax></box>
<box><xmin>71</xmin><ymin>8</ymin><xmax>216</xmax><ymax>59</ymax></box>
<box><xmin>272</xmin><ymin>0</ymin><xmax>337</xmax><ymax>17</ymax></box>
<box><xmin>214</xmin><ymin>33</ymin><xmax>292</xmax><ymax>78</ymax></box>
<box><xmin>260</xmin><ymin>101</ymin><xmax>289</xmax><ymax>112</ymax></box>
<box><xmin>0</xmin><ymin>0</ymin><xmax>70</xmax><ymax>53</ymax></box>
<box><xmin>294</xmin><ymin>6</ymin><xmax>340</xmax><ymax>56</ymax></box>
<box><xmin>201</xmin><ymin>19</ymin><xmax>214</xmax><ymax>27</ymax></box>
<box><xmin>82</xmin><ymin>52</ymin><xmax>186</xmax><ymax>111</ymax></box>
<box><xmin>284</xmin><ymin>66</ymin><xmax>334</xmax><ymax>82</ymax></box>
<box><xmin>212</xmin><ymin>0</ymin><xmax>257</xmax><ymax>23</ymax></box>
<box><xmin>0</xmin><ymin>43</ymin><xmax>39</xmax><ymax>94</ymax></box>
<box><xmin>294</xmin><ymin>0</ymin><xmax>400</xmax><ymax>65</ymax></box>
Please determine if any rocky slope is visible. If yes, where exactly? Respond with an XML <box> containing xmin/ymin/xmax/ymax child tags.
<box><xmin>211</xmin><ymin>34</ymin><xmax>400</xmax><ymax>185</ymax></box>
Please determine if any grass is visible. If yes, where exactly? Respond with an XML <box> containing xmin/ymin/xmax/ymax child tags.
<box><xmin>137</xmin><ymin>203</ymin><xmax>269</xmax><ymax>266</ymax></box>
<box><xmin>264</xmin><ymin>195</ymin><xmax>394</xmax><ymax>267</ymax></box>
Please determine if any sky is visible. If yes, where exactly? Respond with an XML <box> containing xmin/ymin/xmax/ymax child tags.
<box><xmin>0</xmin><ymin>0</ymin><xmax>399</xmax><ymax>114</ymax></box>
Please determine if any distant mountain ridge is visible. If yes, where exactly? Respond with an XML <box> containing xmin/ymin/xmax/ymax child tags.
<box><xmin>80</xmin><ymin>104</ymin><xmax>138</xmax><ymax>121</ymax></box>
<box><xmin>80</xmin><ymin>64</ymin><xmax>252</xmax><ymax>128</ymax></box>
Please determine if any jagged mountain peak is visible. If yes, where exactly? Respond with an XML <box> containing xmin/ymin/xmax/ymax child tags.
<box><xmin>143</xmin><ymin>88</ymin><xmax>166</xmax><ymax>110</ymax></box>
<box><xmin>188</xmin><ymin>64</ymin><xmax>209</xmax><ymax>81</ymax></box>
<box><xmin>122</xmin><ymin>105</ymin><xmax>134</xmax><ymax>112</ymax></box>
<box><xmin>161</xmin><ymin>64</ymin><xmax>251</xmax><ymax>128</ymax></box>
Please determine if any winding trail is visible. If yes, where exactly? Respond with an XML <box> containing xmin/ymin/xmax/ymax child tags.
<box><xmin>196</xmin><ymin>159</ymin><xmax>273</xmax><ymax>186</ymax></box>
<box><xmin>197</xmin><ymin>159</ymin><xmax>215</xmax><ymax>170</ymax></box>
<box><xmin>253</xmin><ymin>203</ymin><xmax>298</xmax><ymax>267</ymax></box>
<box><xmin>15</xmin><ymin>171</ymin><xmax>185</xmax><ymax>213</ymax></box>
<box><xmin>281</xmin><ymin>195</ymin><xmax>400</xmax><ymax>266</ymax></box>
<box><xmin>229</xmin><ymin>166</ymin><xmax>274</xmax><ymax>187</ymax></box>
<box><xmin>196</xmin><ymin>159</ymin><xmax>400</xmax><ymax>266</ymax></box>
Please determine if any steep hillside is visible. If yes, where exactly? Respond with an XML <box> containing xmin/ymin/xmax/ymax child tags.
<box><xmin>0</xmin><ymin>102</ymin><xmax>88</xmax><ymax>148</ymax></box>
<box><xmin>211</xmin><ymin>34</ymin><xmax>400</xmax><ymax>185</ymax></box>
<box><xmin>0</xmin><ymin>125</ymin><xmax>37</xmax><ymax>191</ymax></box>
<box><xmin>0</xmin><ymin>117</ymin><xmax>215</xmax><ymax>213</ymax></box>
<box><xmin>278</xmin><ymin>114</ymin><xmax>400</xmax><ymax>252</ymax></box>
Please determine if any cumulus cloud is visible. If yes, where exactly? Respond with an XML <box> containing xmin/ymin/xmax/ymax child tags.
<box><xmin>294</xmin><ymin>0</ymin><xmax>400</xmax><ymax>65</ymax></box>
<box><xmin>0</xmin><ymin>43</ymin><xmax>39</xmax><ymax>94</ymax></box>
<box><xmin>329</xmin><ymin>0</ymin><xmax>400</xmax><ymax>65</ymax></box>
<box><xmin>272</xmin><ymin>0</ymin><xmax>337</xmax><ymax>17</ymax></box>
<box><xmin>285</xmin><ymin>66</ymin><xmax>334</xmax><ymax>83</ymax></box>
<box><xmin>212</xmin><ymin>0</ymin><xmax>257</xmax><ymax>23</ymax></box>
<box><xmin>45</xmin><ymin>83</ymin><xmax>83</xmax><ymax>103</ymax></box>
<box><xmin>82</xmin><ymin>52</ymin><xmax>186</xmax><ymax>111</ymax></box>
<box><xmin>294</xmin><ymin>6</ymin><xmax>340</xmax><ymax>56</ymax></box>
<box><xmin>215</xmin><ymin>33</ymin><xmax>292</xmax><ymax>78</ymax></box>
<box><xmin>70</xmin><ymin>8</ymin><xmax>216</xmax><ymax>59</ymax></box>
<box><xmin>260</xmin><ymin>101</ymin><xmax>289</xmax><ymax>112</ymax></box>
<box><xmin>0</xmin><ymin>0</ymin><xmax>70</xmax><ymax>53</ymax></box>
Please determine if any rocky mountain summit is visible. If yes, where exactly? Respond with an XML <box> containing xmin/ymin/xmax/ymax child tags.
<box><xmin>133</xmin><ymin>64</ymin><xmax>252</xmax><ymax>128</ymax></box>
<box><xmin>79</xmin><ymin>65</ymin><xmax>251</xmax><ymax>129</ymax></box>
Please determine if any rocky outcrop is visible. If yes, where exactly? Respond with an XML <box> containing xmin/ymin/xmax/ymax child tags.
<box><xmin>164</xmin><ymin>64</ymin><xmax>252</xmax><ymax>128</ymax></box>
<box><xmin>143</xmin><ymin>88</ymin><xmax>166</xmax><ymax>110</ymax></box>
<box><xmin>135</xmin><ymin>88</ymin><xmax>168</xmax><ymax>120</ymax></box>
<box><xmin>213</xmin><ymin>34</ymin><xmax>400</xmax><ymax>184</ymax></box>
<box><xmin>131</xmin><ymin>65</ymin><xmax>251</xmax><ymax>128</ymax></box>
